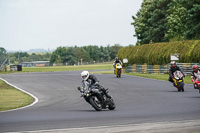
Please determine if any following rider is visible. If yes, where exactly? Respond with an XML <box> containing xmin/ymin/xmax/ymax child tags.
<box><xmin>79</xmin><ymin>71</ymin><xmax>111</xmax><ymax>98</ymax></box>
<box><xmin>191</xmin><ymin>65</ymin><xmax>200</xmax><ymax>89</ymax></box>
<box><xmin>168</xmin><ymin>61</ymin><xmax>184</xmax><ymax>83</ymax></box>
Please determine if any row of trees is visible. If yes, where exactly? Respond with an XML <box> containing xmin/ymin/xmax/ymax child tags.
<box><xmin>0</xmin><ymin>44</ymin><xmax>121</xmax><ymax>66</ymax></box>
<box><xmin>50</xmin><ymin>45</ymin><xmax>122</xmax><ymax>65</ymax></box>
<box><xmin>132</xmin><ymin>0</ymin><xmax>200</xmax><ymax>45</ymax></box>
<box><xmin>8</xmin><ymin>52</ymin><xmax>51</xmax><ymax>64</ymax></box>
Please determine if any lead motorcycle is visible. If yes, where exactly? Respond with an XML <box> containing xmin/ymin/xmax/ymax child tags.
<box><xmin>172</xmin><ymin>70</ymin><xmax>185</xmax><ymax>92</ymax></box>
<box><xmin>115</xmin><ymin>63</ymin><xmax>122</xmax><ymax>78</ymax></box>
<box><xmin>77</xmin><ymin>80</ymin><xmax>115</xmax><ymax>111</ymax></box>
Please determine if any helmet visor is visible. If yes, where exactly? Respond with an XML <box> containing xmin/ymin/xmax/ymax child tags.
<box><xmin>82</xmin><ymin>75</ymin><xmax>87</xmax><ymax>79</ymax></box>
<box><xmin>193</xmin><ymin>68</ymin><xmax>198</xmax><ymax>72</ymax></box>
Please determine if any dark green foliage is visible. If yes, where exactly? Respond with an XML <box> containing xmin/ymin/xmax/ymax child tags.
<box><xmin>132</xmin><ymin>0</ymin><xmax>171</xmax><ymax>45</ymax></box>
<box><xmin>117</xmin><ymin>40</ymin><xmax>200</xmax><ymax>65</ymax></box>
<box><xmin>132</xmin><ymin>0</ymin><xmax>200</xmax><ymax>44</ymax></box>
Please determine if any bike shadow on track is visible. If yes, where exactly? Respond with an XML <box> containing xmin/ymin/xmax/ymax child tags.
<box><xmin>69</xmin><ymin>109</ymin><xmax>114</xmax><ymax>112</ymax></box>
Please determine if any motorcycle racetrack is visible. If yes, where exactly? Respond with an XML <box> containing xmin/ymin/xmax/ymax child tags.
<box><xmin>0</xmin><ymin>71</ymin><xmax>200</xmax><ymax>132</ymax></box>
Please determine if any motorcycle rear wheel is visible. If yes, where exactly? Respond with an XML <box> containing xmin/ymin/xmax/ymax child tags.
<box><xmin>89</xmin><ymin>96</ymin><xmax>102</xmax><ymax>111</ymax></box>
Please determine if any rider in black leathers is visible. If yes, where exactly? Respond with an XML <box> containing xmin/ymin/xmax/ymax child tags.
<box><xmin>168</xmin><ymin>61</ymin><xmax>184</xmax><ymax>83</ymax></box>
<box><xmin>80</xmin><ymin>71</ymin><xmax>111</xmax><ymax>98</ymax></box>
<box><xmin>113</xmin><ymin>57</ymin><xmax>122</xmax><ymax>74</ymax></box>
<box><xmin>113</xmin><ymin>57</ymin><xmax>122</xmax><ymax>68</ymax></box>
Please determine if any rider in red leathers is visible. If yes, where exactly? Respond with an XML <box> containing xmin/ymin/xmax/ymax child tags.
<box><xmin>191</xmin><ymin>65</ymin><xmax>200</xmax><ymax>90</ymax></box>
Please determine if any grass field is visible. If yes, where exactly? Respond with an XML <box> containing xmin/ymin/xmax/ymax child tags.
<box><xmin>0</xmin><ymin>63</ymin><xmax>193</xmax><ymax>111</ymax></box>
<box><xmin>0</xmin><ymin>79</ymin><xmax>34</xmax><ymax>111</ymax></box>
<box><xmin>0</xmin><ymin>63</ymin><xmax>113</xmax><ymax>74</ymax></box>
<box><xmin>92</xmin><ymin>71</ymin><xmax>193</xmax><ymax>84</ymax></box>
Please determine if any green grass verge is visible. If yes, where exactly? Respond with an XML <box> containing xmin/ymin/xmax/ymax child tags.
<box><xmin>0</xmin><ymin>79</ymin><xmax>34</xmax><ymax>111</ymax></box>
<box><xmin>126</xmin><ymin>72</ymin><xmax>192</xmax><ymax>84</ymax></box>
<box><xmin>22</xmin><ymin>64</ymin><xmax>113</xmax><ymax>72</ymax></box>
<box><xmin>91</xmin><ymin>71</ymin><xmax>193</xmax><ymax>84</ymax></box>
<box><xmin>0</xmin><ymin>63</ymin><xmax>113</xmax><ymax>74</ymax></box>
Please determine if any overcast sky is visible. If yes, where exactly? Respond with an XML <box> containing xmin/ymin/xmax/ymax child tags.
<box><xmin>0</xmin><ymin>0</ymin><xmax>143</xmax><ymax>51</ymax></box>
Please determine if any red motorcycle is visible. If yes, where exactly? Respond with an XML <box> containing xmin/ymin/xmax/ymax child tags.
<box><xmin>192</xmin><ymin>74</ymin><xmax>200</xmax><ymax>93</ymax></box>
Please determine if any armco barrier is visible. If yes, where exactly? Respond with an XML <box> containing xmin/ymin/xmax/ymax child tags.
<box><xmin>124</xmin><ymin>63</ymin><xmax>199</xmax><ymax>75</ymax></box>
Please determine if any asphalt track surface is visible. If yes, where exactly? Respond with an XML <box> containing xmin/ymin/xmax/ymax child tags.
<box><xmin>0</xmin><ymin>71</ymin><xmax>200</xmax><ymax>133</ymax></box>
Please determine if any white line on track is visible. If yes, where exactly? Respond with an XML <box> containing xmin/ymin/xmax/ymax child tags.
<box><xmin>0</xmin><ymin>78</ymin><xmax>38</xmax><ymax>113</ymax></box>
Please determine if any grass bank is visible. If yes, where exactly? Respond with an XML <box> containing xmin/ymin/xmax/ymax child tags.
<box><xmin>22</xmin><ymin>63</ymin><xmax>113</xmax><ymax>73</ymax></box>
<box><xmin>91</xmin><ymin>71</ymin><xmax>193</xmax><ymax>84</ymax></box>
<box><xmin>0</xmin><ymin>79</ymin><xmax>34</xmax><ymax>111</ymax></box>
<box><xmin>0</xmin><ymin>63</ymin><xmax>113</xmax><ymax>74</ymax></box>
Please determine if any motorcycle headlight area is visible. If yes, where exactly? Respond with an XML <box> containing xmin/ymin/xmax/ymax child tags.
<box><xmin>84</xmin><ymin>91</ymin><xmax>90</xmax><ymax>96</ymax></box>
<box><xmin>86</xmin><ymin>93</ymin><xmax>90</xmax><ymax>97</ymax></box>
<box><xmin>175</xmin><ymin>77</ymin><xmax>179</xmax><ymax>80</ymax></box>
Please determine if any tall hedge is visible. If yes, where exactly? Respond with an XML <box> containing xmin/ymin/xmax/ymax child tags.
<box><xmin>117</xmin><ymin>40</ymin><xmax>200</xmax><ymax>65</ymax></box>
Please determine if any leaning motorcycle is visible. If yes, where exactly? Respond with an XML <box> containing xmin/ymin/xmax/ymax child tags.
<box><xmin>78</xmin><ymin>80</ymin><xmax>115</xmax><ymax>111</ymax></box>
<box><xmin>193</xmin><ymin>74</ymin><xmax>200</xmax><ymax>93</ymax></box>
<box><xmin>115</xmin><ymin>63</ymin><xmax>122</xmax><ymax>78</ymax></box>
<box><xmin>172</xmin><ymin>70</ymin><xmax>185</xmax><ymax>92</ymax></box>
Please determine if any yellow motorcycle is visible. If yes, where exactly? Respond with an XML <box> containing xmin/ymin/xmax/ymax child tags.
<box><xmin>115</xmin><ymin>63</ymin><xmax>122</xmax><ymax>78</ymax></box>
<box><xmin>172</xmin><ymin>70</ymin><xmax>185</xmax><ymax>92</ymax></box>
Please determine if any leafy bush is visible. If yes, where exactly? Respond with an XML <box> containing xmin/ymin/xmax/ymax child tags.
<box><xmin>117</xmin><ymin>40</ymin><xmax>200</xmax><ymax>65</ymax></box>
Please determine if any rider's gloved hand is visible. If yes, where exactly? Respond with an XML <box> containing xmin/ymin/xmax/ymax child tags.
<box><xmin>77</xmin><ymin>87</ymin><xmax>83</xmax><ymax>92</ymax></box>
<box><xmin>192</xmin><ymin>79</ymin><xmax>195</xmax><ymax>84</ymax></box>
<box><xmin>94</xmin><ymin>82</ymin><xmax>99</xmax><ymax>86</ymax></box>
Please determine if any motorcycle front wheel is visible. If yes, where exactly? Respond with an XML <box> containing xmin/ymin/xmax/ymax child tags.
<box><xmin>117</xmin><ymin>69</ymin><xmax>121</xmax><ymax>78</ymax></box>
<box><xmin>108</xmin><ymin>98</ymin><xmax>116</xmax><ymax>110</ymax></box>
<box><xmin>89</xmin><ymin>96</ymin><xmax>102</xmax><ymax>111</ymax></box>
<box><xmin>180</xmin><ymin>82</ymin><xmax>184</xmax><ymax>92</ymax></box>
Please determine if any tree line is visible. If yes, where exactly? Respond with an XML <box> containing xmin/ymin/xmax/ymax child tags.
<box><xmin>8</xmin><ymin>52</ymin><xmax>51</xmax><ymax>64</ymax></box>
<box><xmin>132</xmin><ymin>0</ymin><xmax>200</xmax><ymax>45</ymax></box>
<box><xmin>0</xmin><ymin>44</ymin><xmax>121</xmax><ymax>65</ymax></box>
<box><xmin>50</xmin><ymin>44</ymin><xmax>122</xmax><ymax>65</ymax></box>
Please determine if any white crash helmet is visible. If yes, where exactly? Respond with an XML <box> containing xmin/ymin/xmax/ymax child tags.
<box><xmin>81</xmin><ymin>71</ymin><xmax>89</xmax><ymax>80</ymax></box>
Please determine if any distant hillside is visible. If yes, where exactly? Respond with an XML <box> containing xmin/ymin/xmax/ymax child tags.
<box><xmin>28</xmin><ymin>49</ymin><xmax>54</xmax><ymax>53</ymax></box>
<box><xmin>8</xmin><ymin>49</ymin><xmax>54</xmax><ymax>53</ymax></box>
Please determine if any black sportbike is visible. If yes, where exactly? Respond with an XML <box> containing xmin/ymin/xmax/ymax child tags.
<box><xmin>77</xmin><ymin>80</ymin><xmax>115</xmax><ymax>111</ymax></box>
